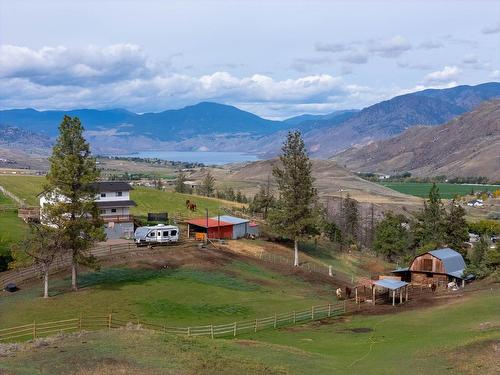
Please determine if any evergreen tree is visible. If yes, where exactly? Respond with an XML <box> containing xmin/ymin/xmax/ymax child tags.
<box><xmin>199</xmin><ymin>171</ymin><xmax>215</xmax><ymax>196</ymax></box>
<box><xmin>342</xmin><ymin>193</ymin><xmax>359</xmax><ymax>246</ymax></box>
<box><xmin>44</xmin><ymin>116</ymin><xmax>104</xmax><ymax>291</ymax></box>
<box><xmin>373</xmin><ymin>212</ymin><xmax>411</xmax><ymax>261</ymax></box>
<box><xmin>444</xmin><ymin>200</ymin><xmax>469</xmax><ymax>255</ymax></box>
<box><xmin>413</xmin><ymin>183</ymin><xmax>446</xmax><ymax>249</ymax></box>
<box><xmin>268</xmin><ymin>131</ymin><xmax>319</xmax><ymax>266</ymax></box>
<box><xmin>174</xmin><ymin>172</ymin><xmax>189</xmax><ymax>193</ymax></box>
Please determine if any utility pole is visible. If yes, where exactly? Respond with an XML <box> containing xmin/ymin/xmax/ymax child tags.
<box><xmin>205</xmin><ymin>208</ymin><xmax>209</xmax><ymax>244</ymax></box>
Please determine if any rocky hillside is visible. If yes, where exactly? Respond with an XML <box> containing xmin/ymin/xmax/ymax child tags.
<box><xmin>303</xmin><ymin>82</ymin><xmax>500</xmax><ymax>157</ymax></box>
<box><xmin>332</xmin><ymin>100</ymin><xmax>500</xmax><ymax>180</ymax></box>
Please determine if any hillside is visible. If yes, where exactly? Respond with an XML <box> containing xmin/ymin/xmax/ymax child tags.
<box><xmin>302</xmin><ymin>82</ymin><xmax>500</xmax><ymax>157</ymax></box>
<box><xmin>1</xmin><ymin>83</ymin><xmax>499</xmax><ymax>157</ymax></box>
<box><xmin>332</xmin><ymin>100</ymin><xmax>500</xmax><ymax>180</ymax></box>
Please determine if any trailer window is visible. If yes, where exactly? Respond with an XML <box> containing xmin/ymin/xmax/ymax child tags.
<box><xmin>149</xmin><ymin>232</ymin><xmax>155</xmax><ymax>237</ymax></box>
<box><xmin>170</xmin><ymin>230</ymin><xmax>177</xmax><ymax>236</ymax></box>
<box><xmin>163</xmin><ymin>231</ymin><xmax>169</xmax><ymax>236</ymax></box>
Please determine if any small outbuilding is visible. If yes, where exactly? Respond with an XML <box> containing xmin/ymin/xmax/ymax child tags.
<box><xmin>186</xmin><ymin>218</ymin><xmax>233</xmax><ymax>239</ymax></box>
<box><xmin>210</xmin><ymin>215</ymin><xmax>260</xmax><ymax>239</ymax></box>
<box><xmin>393</xmin><ymin>248</ymin><xmax>466</xmax><ymax>286</ymax></box>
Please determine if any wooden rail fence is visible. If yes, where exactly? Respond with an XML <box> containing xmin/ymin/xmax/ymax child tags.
<box><xmin>0</xmin><ymin>302</ymin><xmax>345</xmax><ymax>343</ymax></box>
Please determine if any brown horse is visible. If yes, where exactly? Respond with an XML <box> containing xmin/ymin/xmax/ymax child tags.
<box><xmin>431</xmin><ymin>283</ymin><xmax>437</xmax><ymax>293</ymax></box>
<box><xmin>185</xmin><ymin>199</ymin><xmax>191</xmax><ymax>208</ymax></box>
<box><xmin>345</xmin><ymin>286</ymin><xmax>352</xmax><ymax>299</ymax></box>
<box><xmin>189</xmin><ymin>203</ymin><xmax>197</xmax><ymax>211</ymax></box>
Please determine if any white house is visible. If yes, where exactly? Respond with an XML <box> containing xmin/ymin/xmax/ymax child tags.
<box><xmin>40</xmin><ymin>181</ymin><xmax>136</xmax><ymax>240</ymax></box>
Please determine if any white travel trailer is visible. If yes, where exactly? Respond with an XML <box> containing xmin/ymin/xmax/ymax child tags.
<box><xmin>134</xmin><ymin>224</ymin><xmax>180</xmax><ymax>246</ymax></box>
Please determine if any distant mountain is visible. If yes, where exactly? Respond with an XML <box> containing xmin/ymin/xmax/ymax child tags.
<box><xmin>332</xmin><ymin>100</ymin><xmax>500</xmax><ymax>180</ymax></box>
<box><xmin>0</xmin><ymin>124</ymin><xmax>52</xmax><ymax>151</ymax></box>
<box><xmin>0</xmin><ymin>82</ymin><xmax>499</xmax><ymax>157</ymax></box>
<box><xmin>302</xmin><ymin>82</ymin><xmax>500</xmax><ymax>157</ymax></box>
<box><xmin>283</xmin><ymin>110</ymin><xmax>358</xmax><ymax>127</ymax></box>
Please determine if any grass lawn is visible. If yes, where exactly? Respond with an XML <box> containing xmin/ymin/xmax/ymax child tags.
<box><xmin>0</xmin><ymin>256</ymin><xmax>333</xmax><ymax>329</ymax></box>
<box><xmin>380</xmin><ymin>182</ymin><xmax>499</xmax><ymax>199</ymax></box>
<box><xmin>1</xmin><ymin>288</ymin><xmax>498</xmax><ymax>374</ymax></box>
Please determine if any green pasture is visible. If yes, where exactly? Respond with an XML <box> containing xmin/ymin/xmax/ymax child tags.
<box><xmin>0</xmin><ymin>175</ymin><xmax>45</xmax><ymax>205</ymax></box>
<box><xmin>379</xmin><ymin>182</ymin><xmax>499</xmax><ymax>199</ymax></box>
<box><xmin>1</xmin><ymin>287</ymin><xmax>498</xmax><ymax>374</ymax></box>
<box><xmin>0</xmin><ymin>258</ymin><xmax>333</xmax><ymax>329</ymax></box>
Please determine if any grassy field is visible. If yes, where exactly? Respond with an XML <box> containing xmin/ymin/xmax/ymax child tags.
<box><xmin>1</xmin><ymin>287</ymin><xmax>498</xmax><ymax>374</ymax></box>
<box><xmin>380</xmin><ymin>182</ymin><xmax>500</xmax><ymax>199</ymax></box>
<box><xmin>0</xmin><ymin>175</ymin><xmax>243</xmax><ymax>220</ymax></box>
<box><xmin>0</xmin><ymin>175</ymin><xmax>45</xmax><ymax>205</ymax></box>
<box><xmin>0</xmin><ymin>252</ymin><xmax>333</xmax><ymax>329</ymax></box>
<box><xmin>0</xmin><ymin>193</ymin><xmax>28</xmax><ymax>260</ymax></box>
<box><xmin>131</xmin><ymin>186</ymin><xmax>244</xmax><ymax>220</ymax></box>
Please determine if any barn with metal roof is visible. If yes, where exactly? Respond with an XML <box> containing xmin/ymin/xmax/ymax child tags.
<box><xmin>392</xmin><ymin>247</ymin><xmax>466</xmax><ymax>285</ymax></box>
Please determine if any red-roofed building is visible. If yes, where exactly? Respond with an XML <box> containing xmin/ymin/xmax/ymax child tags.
<box><xmin>186</xmin><ymin>217</ymin><xmax>233</xmax><ymax>239</ymax></box>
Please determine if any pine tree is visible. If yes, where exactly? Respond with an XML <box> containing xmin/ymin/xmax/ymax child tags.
<box><xmin>413</xmin><ymin>183</ymin><xmax>446</xmax><ymax>249</ymax></box>
<box><xmin>44</xmin><ymin>116</ymin><xmax>105</xmax><ymax>291</ymax></box>
<box><xmin>174</xmin><ymin>172</ymin><xmax>188</xmax><ymax>193</ymax></box>
<box><xmin>268</xmin><ymin>131</ymin><xmax>319</xmax><ymax>266</ymax></box>
<box><xmin>200</xmin><ymin>171</ymin><xmax>215</xmax><ymax>197</ymax></box>
<box><xmin>373</xmin><ymin>212</ymin><xmax>411</xmax><ymax>261</ymax></box>
<box><xmin>444</xmin><ymin>200</ymin><xmax>469</xmax><ymax>255</ymax></box>
<box><xmin>342</xmin><ymin>193</ymin><xmax>359</xmax><ymax>246</ymax></box>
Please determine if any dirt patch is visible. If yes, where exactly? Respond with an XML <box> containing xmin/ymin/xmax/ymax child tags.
<box><xmin>445</xmin><ymin>338</ymin><xmax>500</xmax><ymax>375</ymax></box>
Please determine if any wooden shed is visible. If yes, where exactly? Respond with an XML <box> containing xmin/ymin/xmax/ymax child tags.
<box><xmin>393</xmin><ymin>248</ymin><xmax>466</xmax><ymax>285</ymax></box>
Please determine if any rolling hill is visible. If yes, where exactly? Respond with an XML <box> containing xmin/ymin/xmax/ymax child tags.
<box><xmin>332</xmin><ymin>100</ymin><xmax>500</xmax><ymax>180</ymax></box>
<box><xmin>302</xmin><ymin>82</ymin><xmax>500</xmax><ymax>157</ymax></box>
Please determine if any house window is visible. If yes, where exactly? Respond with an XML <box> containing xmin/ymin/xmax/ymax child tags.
<box><xmin>99</xmin><ymin>209</ymin><xmax>106</xmax><ymax>214</ymax></box>
<box><xmin>423</xmin><ymin>259</ymin><xmax>433</xmax><ymax>271</ymax></box>
<box><xmin>101</xmin><ymin>193</ymin><xmax>106</xmax><ymax>198</ymax></box>
<box><xmin>116</xmin><ymin>191</ymin><xmax>122</xmax><ymax>197</ymax></box>
<box><xmin>111</xmin><ymin>208</ymin><xmax>117</xmax><ymax>213</ymax></box>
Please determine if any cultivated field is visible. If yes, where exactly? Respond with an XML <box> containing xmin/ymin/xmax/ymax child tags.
<box><xmin>380</xmin><ymin>182</ymin><xmax>500</xmax><ymax>199</ymax></box>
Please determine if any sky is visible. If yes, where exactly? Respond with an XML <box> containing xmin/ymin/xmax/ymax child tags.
<box><xmin>0</xmin><ymin>0</ymin><xmax>499</xmax><ymax>119</ymax></box>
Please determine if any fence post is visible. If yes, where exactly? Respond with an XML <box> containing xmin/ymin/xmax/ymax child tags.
<box><xmin>187</xmin><ymin>327</ymin><xmax>191</xmax><ymax>337</ymax></box>
<box><xmin>328</xmin><ymin>265</ymin><xmax>333</xmax><ymax>277</ymax></box>
<box><xmin>343</xmin><ymin>300</ymin><xmax>346</xmax><ymax>313</ymax></box>
<box><xmin>254</xmin><ymin>319</ymin><xmax>258</xmax><ymax>332</ymax></box>
<box><xmin>33</xmin><ymin>321</ymin><xmax>36</xmax><ymax>339</ymax></box>
<box><xmin>108</xmin><ymin>313</ymin><xmax>112</xmax><ymax>329</ymax></box>
<box><xmin>274</xmin><ymin>313</ymin><xmax>277</xmax><ymax>328</ymax></box>
<box><xmin>311</xmin><ymin>306</ymin><xmax>314</xmax><ymax>320</ymax></box>
<box><xmin>211</xmin><ymin>324</ymin><xmax>214</xmax><ymax>339</ymax></box>
<box><xmin>293</xmin><ymin>310</ymin><xmax>296</xmax><ymax>324</ymax></box>
<box><xmin>79</xmin><ymin>313</ymin><xmax>82</xmax><ymax>332</ymax></box>
<box><xmin>328</xmin><ymin>304</ymin><xmax>331</xmax><ymax>317</ymax></box>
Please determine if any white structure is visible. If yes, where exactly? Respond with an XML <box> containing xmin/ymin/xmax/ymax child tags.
<box><xmin>39</xmin><ymin>181</ymin><xmax>136</xmax><ymax>240</ymax></box>
<box><xmin>134</xmin><ymin>224</ymin><xmax>179</xmax><ymax>246</ymax></box>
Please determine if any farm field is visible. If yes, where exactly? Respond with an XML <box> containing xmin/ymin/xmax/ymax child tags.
<box><xmin>0</xmin><ymin>193</ymin><xmax>28</xmax><ymax>263</ymax></box>
<box><xmin>379</xmin><ymin>182</ymin><xmax>500</xmax><ymax>199</ymax></box>
<box><xmin>0</xmin><ymin>175</ymin><xmax>45</xmax><ymax>206</ymax></box>
<box><xmin>1</xmin><ymin>286</ymin><xmax>498</xmax><ymax>374</ymax></box>
<box><xmin>0</xmin><ymin>246</ymin><xmax>336</xmax><ymax>329</ymax></box>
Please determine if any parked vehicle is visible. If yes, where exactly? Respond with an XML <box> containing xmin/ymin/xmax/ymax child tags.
<box><xmin>134</xmin><ymin>224</ymin><xmax>180</xmax><ymax>246</ymax></box>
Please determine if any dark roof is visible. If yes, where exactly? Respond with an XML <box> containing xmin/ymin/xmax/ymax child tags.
<box><xmin>96</xmin><ymin>200</ymin><xmax>136</xmax><ymax>208</ymax></box>
<box><xmin>91</xmin><ymin>181</ymin><xmax>133</xmax><ymax>192</ymax></box>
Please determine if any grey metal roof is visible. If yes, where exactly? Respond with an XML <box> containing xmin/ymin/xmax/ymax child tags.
<box><xmin>428</xmin><ymin>248</ymin><xmax>466</xmax><ymax>277</ymax></box>
<box><xmin>374</xmin><ymin>279</ymin><xmax>409</xmax><ymax>290</ymax></box>
<box><xmin>210</xmin><ymin>215</ymin><xmax>249</xmax><ymax>225</ymax></box>
<box><xmin>96</xmin><ymin>200</ymin><xmax>136</xmax><ymax>208</ymax></box>
<box><xmin>392</xmin><ymin>267</ymin><xmax>409</xmax><ymax>273</ymax></box>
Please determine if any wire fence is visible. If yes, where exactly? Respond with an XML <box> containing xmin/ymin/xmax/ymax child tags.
<box><xmin>0</xmin><ymin>302</ymin><xmax>345</xmax><ymax>343</ymax></box>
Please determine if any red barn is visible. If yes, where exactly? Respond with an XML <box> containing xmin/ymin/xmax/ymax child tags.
<box><xmin>186</xmin><ymin>218</ymin><xmax>233</xmax><ymax>239</ymax></box>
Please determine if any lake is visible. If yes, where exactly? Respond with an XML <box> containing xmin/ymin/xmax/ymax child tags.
<box><xmin>116</xmin><ymin>151</ymin><xmax>260</xmax><ymax>165</ymax></box>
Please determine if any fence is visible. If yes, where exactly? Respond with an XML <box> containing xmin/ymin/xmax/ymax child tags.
<box><xmin>257</xmin><ymin>251</ymin><xmax>333</xmax><ymax>277</ymax></box>
<box><xmin>0</xmin><ymin>302</ymin><xmax>345</xmax><ymax>343</ymax></box>
<box><xmin>0</xmin><ymin>185</ymin><xmax>26</xmax><ymax>207</ymax></box>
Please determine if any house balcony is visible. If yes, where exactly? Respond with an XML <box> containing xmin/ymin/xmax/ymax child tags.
<box><xmin>100</xmin><ymin>214</ymin><xmax>134</xmax><ymax>223</ymax></box>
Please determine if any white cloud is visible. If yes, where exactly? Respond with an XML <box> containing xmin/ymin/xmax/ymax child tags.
<box><xmin>481</xmin><ymin>24</ymin><xmax>500</xmax><ymax>34</ymax></box>
<box><xmin>424</xmin><ymin>66</ymin><xmax>461</xmax><ymax>85</ymax></box>
<box><xmin>417</xmin><ymin>40</ymin><xmax>444</xmax><ymax>50</ymax></box>
<box><xmin>490</xmin><ymin>70</ymin><xmax>500</xmax><ymax>78</ymax></box>
<box><xmin>314</xmin><ymin>42</ymin><xmax>347</xmax><ymax>53</ymax></box>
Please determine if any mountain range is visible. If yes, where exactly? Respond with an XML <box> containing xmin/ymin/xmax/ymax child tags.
<box><xmin>332</xmin><ymin>100</ymin><xmax>500</xmax><ymax>180</ymax></box>
<box><xmin>0</xmin><ymin>82</ymin><xmax>499</xmax><ymax>160</ymax></box>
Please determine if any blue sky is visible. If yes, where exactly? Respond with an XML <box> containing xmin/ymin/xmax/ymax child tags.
<box><xmin>0</xmin><ymin>0</ymin><xmax>499</xmax><ymax>118</ymax></box>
